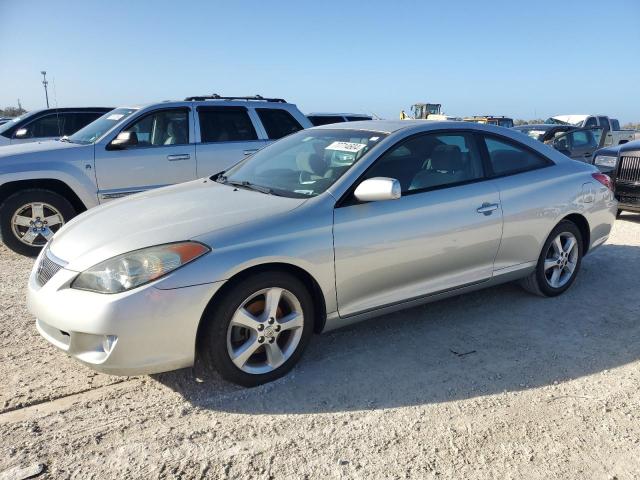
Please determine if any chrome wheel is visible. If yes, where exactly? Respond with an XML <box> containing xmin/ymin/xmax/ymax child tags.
<box><xmin>11</xmin><ymin>202</ymin><xmax>64</xmax><ymax>246</ymax></box>
<box><xmin>543</xmin><ymin>232</ymin><xmax>578</xmax><ymax>288</ymax></box>
<box><xmin>226</xmin><ymin>287</ymin><xmax>304</xmax><ymax>375</ymax></box>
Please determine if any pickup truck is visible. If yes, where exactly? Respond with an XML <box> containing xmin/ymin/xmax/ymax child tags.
<box><xmin>547</xmin><ymin>115</ymin><xmax>634</xmax><ymax>147</ymax></box>
<box><xmin>0</xmin><ymin>95</ymin><xmax>312</xmax><ymax>256</ymax></box>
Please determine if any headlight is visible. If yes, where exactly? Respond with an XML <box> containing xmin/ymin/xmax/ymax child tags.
<box><xmin>71</xmin><ymin>242</ymin><xmax>210</xmax><ymax>294</ymax></box>
<box><xmin>594</xmin><ymin>155</ymin><xmax>618</xmax><ymax>168</ymax></box>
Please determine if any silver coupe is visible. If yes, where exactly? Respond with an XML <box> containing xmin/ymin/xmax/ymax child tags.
<box><xmin>27</xmin><ymin>121</ymin><xmax>617</xmax><ymax>386</ymax></box>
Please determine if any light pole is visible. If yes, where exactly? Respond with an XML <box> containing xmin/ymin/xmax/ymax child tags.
<box><xmin>41</xmin><ymin>71</ymin><xmax>49</xmax><ymax>108</ymax></box>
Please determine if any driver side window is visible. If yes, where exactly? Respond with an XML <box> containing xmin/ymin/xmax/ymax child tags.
<box><xmin>363</xmin><ymin>133</ymin><xmax>485</xmax><ymax>194</ymax></box>
<box><xmin>122</xmin><ymin>109</ymin><xmax>189</xmax><ymax>147</ymax></box>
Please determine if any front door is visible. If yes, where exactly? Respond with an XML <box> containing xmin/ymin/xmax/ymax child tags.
<box><xmin>333</xmin><ymin>132</ymin><xmax>503</xmax><ymax>317</ymax></box>
<box><xmin>94</xmin><ymin>108</ymin><xmax>196</xmax><ymax>201</ymax></box>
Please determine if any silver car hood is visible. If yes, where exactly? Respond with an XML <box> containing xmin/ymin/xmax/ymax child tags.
<box><xmin>0</xmin><ymin>139</ymin><xmax>80</xmax><ymax>159</ymax></box>
<box><xmin>50</xmin><ymin>180</ymin><xmax>307</xmax><ymax>271</ymax></box>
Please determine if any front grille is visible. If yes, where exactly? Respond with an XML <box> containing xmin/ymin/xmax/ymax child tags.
<box><xmin>36</xmin><ymin>250</ymin><xmax>64</xmax><ymax>286</ymax></box>
<box><xmin>618</xmin><ymin>156</ymin><xmax>640</xmax><ymax>184</ymax></box>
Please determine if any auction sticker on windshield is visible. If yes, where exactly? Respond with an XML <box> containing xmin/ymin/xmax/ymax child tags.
<box><xmin>325</xmin><ymin>141</ymin><xmax>367</xmax><ymax>153</ymax></box>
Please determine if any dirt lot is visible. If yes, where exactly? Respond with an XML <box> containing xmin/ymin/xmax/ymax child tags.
<box><xmin>1</xmin><ymin>215</ymin><xmax>639</xmax><ymax>479</ymax></box>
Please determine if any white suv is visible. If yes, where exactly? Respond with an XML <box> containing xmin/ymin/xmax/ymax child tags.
<box><xmin>0</xmin><ymin>95</ymin><xmax>312</xmax><ymax>255</ymax></box>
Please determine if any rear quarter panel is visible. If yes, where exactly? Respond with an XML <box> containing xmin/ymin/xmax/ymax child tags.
<box><xmin>493</xmin><ymin>159</ymin><xmax>615</xmax><ymax>271</ymax></box>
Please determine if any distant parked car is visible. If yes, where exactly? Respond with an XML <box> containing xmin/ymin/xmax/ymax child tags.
<box><xmin>513</xmin><ymin>124</ymin><xmax>600</xmax><ymax>163</ymax></box>
<box><xmin>463</xmin><ymin>116</ymin><xmax>514</xmax><ymax>128</ymax></box>
<box><xmin>0</xmin><ymin>108</ymin><xmax>113</xmax><ymax>147</ymax></box>
<box><xmin>307</xmin><ymin>113</ymin><xmax>373</xmax><ymax>126</ymax></box>
<box><xmin>0</xmin><ymin>95</ymin><xmax>311</xmax><ymax>255</ymax></box>
<box><xmin>27</xmin><ymin>120</ymin><xmax>616</xmax><ymax>386</ymax></box>
<box><xmin>592</xmin><ymin>140</ymin><xmax>640</xmax><ymax>216</ymax></box>
<box><xmin>546</xmin><ymin>115</ymin><xmax>634</xmax><ymax>147</ymax></box>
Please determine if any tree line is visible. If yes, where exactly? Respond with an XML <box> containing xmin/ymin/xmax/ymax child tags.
<box><xmin>0</xmin><ymin>106</ymin><xmax>27</xmax><ymax>118</ymax></box>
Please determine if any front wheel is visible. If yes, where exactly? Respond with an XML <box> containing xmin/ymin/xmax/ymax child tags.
<box><xmin>0</xmin><ymin>189</ymin><xmax>76</xmax><ymax>257</ymax></box>
<box><xmin>520</xmin><ymin>220</ymin><xmax>583</xmax><ymax>297</ymax></box>
<box><xmin>198</xmin><ymin>271</ymin><xmax>314</xmax><ymax>387</ymax></box>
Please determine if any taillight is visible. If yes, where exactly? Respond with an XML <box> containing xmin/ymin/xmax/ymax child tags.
<box><xmin>592</xmin><ymin>172</ymin><xmax>613</xmax><ymax>191</ymax></box>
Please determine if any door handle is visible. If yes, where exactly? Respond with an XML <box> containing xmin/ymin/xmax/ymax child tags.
<box><xmin>243</xmin><ymin>149</ymin><xmax>259</xmax><ymax>155</ymax></box>
<box><xmin>167</xmin><ymin>154</ymin><xmax>191</xmax><ymax>161</ymax></box>
<box><xmin>476</xmin><ymin>203</ymin><xmax>500</xmax><ymax>215</ymax></box>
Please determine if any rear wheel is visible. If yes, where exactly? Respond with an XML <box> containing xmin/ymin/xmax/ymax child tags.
<box><xmin>198</xmin><ymin>271</ymin><xmax>314</xmax><ymax>387</ymax></box>
<box><xmin>0</xmin><ymin>189</ymin><xmax>76</xmax><ymax>256</ymax></box>
<box><xmin>520</xmin><ymin>220</ymin><xmax>583</xmax><ymax>297</ymax></box>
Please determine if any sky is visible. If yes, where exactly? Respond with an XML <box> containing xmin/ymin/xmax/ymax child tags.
<box><xmin>1</xmin><ymin>0</ymin><xmax>639</xmax><ymax>122</ymax></box>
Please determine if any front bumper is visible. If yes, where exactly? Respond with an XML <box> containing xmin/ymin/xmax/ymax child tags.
<box><xmin>27</xmin><ymin>265</ymin><xmax>224</xmax><ymax>375</ymax></box>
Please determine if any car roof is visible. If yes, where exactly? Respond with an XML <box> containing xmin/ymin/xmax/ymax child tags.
<box><xmin>127</xmin><ymin>99</ymin><xmax>298</xmax><ymax>110</ymax></box>
<box><xmin>313</xmin><ymin>119</ymin><xmax>515</xmax><ymax>135</ymax></box>
<box><xmin>308</xmin><ymin>113</ymin><xmax>371</xmax><ymax>117</ymax></box>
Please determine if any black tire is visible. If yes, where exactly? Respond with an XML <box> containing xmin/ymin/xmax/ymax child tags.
<box><xmin>198</xmin><ymin>271</ymin><xmax>314</xmax><ymax>387</ymax></box>
<box><xmin>0</xmin><ymin>189</ymin><xmax>76</xmax><ymax>257</ymax></box>
<box><xmin>520</xmin><ymin>220</ymin><xmax>583</xmax><ymax>297</ymax></box>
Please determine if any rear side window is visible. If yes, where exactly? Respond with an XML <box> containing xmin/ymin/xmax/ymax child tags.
<box><xmin>307</xmin><ymin>115</ymin><xmax>345</xmax><ymax>126</ymax></box>
<box><xmin>483</xmin><ymin>136</ymin><xmax>551</xmax><ymax>176</ymax></box>
<box><xmin>198</xmin><ymin>108</ymin><xmax>258</xmax><ymax>143</ymax></box>
<box><xmin>345</xmin><ymin>116</ymin><xmax>372</xmax><ymax>122</ymax></box>
<box><xmin>256</xmin><ymin>108</ymin><xmax>304</xmax><ymax>139</ymax></box>
<box><xmin>584</xmin><ymin>117</ymin><xmax>598</xmax><ymax>128</ymax></box>
<box><xmin>611</xmin><ymin>119</ymin><xmax>621</xmax><ymax>130</ymax></box>
<box><xmin>597</xmin><ymin>117</ymin><xmax>610</xmax><ymax>129</ymax></box>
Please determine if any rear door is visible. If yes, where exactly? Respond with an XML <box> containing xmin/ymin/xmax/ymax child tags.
<box><xmin>194</xmin><ymin>106</ymin><xmax>266</xmax><ymax>176</ymax></box>
<box><xmin>94</xmin><ymin>107</ymin><xmax>196</xmax><ymax>201</ymax></box>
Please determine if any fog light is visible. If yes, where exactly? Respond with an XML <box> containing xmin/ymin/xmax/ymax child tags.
<box><xmin>102</xmin><ymin>335</ymin><xmax>117</xmax><ymax>354</ymax></box>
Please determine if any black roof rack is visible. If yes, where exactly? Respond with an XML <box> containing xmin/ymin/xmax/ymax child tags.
<box><xmin>184</xmin><ymin>94</ymin><xmax>286</xmax><ymax>103</ymax></box>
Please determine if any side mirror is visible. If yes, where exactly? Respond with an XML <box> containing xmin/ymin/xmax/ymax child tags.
<box><xmin>354</xmin><ymin>177</ymin><xmax>401</xmax><ymax>202</ymax></box>
<box><xmin>14</xmin><ymin>128</ymin><xmax>28</xmax><ymax>139</ymax></box>
<box><xmin>107</xmin><ymin>131</ymin><xmax>138</xmax><ymax>150</ymax></box>
<box><xmin>552</xmin><ymin>136</ymin><xmax>570</xmax><ymax>155</ymax></box>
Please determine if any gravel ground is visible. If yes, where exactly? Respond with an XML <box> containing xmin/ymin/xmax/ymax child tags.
<box><xmin>1</xmin><ymin>215</ymin><xmax>639</xmax><ymax>479</ymax></box>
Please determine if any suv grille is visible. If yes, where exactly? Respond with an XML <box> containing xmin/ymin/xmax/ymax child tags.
<box><xmin>618</xmin><ymin>156</ymin><xmax>640</xmax><ymax>184</ymax></box>
<box><xmin>36</xmin><ymin>250</ymin><xmax>65</xmax><ymax>286</ymax></box>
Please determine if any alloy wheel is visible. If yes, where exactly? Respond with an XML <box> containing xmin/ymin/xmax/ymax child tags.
<box><xmin>226</xmin><ymin>287</ymin><xmax>304</xmax><ymax>375</ymax></box>
<box><xmin>543</xmin><ymin>232</ymin><xmax>579</xmax><ymax>289</ymax></box>
<box><xmin>11</xmin><ymin>202</ymin><xmax>64</xmax><ymax>246</ymax></box>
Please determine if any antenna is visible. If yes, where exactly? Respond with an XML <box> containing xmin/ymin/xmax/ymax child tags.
<box><xmin>40</xmin><ymin>71</ymin><xmax>49</xmax><ymax>108</ymax></box>
<box><xmin>52</xmin><ymin>76</ymin><xmax>62</xmax><ymax>138</ymax></box>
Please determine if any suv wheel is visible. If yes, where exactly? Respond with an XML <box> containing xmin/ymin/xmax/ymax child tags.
<box><xmin>0</xmin><ymin>189</ymin><xmax>76</xmax><ymax>256</ymax></box>
<box><xmin>520</xmin><ymin>220</ymin><xmax>583</xmax><ymax>297</ymax></box>
<box><xmin>198</xmin><ymin>271</ymin><xmax>314</xmax><ymax>387</ymax></box>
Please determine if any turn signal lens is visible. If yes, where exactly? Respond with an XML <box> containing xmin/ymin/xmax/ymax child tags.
<box><xmin>592</xmin><ymin>172</ymin><xmax>613</xmax><ymax>191</ymax></box>
<box><xmin>72</xmin><ymin>242</ymin><xmax>210</xmax><ymax>294</ymax></box>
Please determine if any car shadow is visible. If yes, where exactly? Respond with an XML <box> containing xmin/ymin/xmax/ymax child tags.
<box><xmin>152</xmin><ymin>243</ymin><xmax>640</xmax><ymax>414</ymax></box>
<box><xmin>618</xmin><ymin>212</ymin><xmax>640</xmax><ymax>223</ymax></box>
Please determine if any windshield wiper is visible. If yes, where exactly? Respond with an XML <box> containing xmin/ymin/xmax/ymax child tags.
<box><xmin>221</xmin><ymin>177</ymin><xmax>272</xmax><ymax>195</ymax></box>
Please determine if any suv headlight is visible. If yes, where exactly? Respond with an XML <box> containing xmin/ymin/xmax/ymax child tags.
<box><xmin>71</xmin><ymin>242</ymin><xmax>210</xmax><ymax>294</ymax></box>
<box><xmin>594</xmin><ymin>155</ymin><xmax>618</xmax><ymax>169</ymax></box>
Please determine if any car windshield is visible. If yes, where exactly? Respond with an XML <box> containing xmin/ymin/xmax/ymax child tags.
<box><xmin>0</xmin><ymin>111</ymin><xmax>36</xmax><ymax>135</ymax></box>
<box><xmin>219</xmin><ymin>129</ymin><xmax>387</xmax><ymax>198</ymax></box>
<box><xmin>545</xmin><ymin>117</ymin><xmax>572</xmax><ymax>126</ymax></box>
<box><xmin>67</xmin><ymin>108</ymin><xmax>137</xmax><ymax>144</ymax></box>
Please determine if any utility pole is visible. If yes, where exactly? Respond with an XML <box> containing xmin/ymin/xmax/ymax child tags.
<box><xmin>41</xmin><ymin>71</ymin><xmax>49</xmax><ymax>108</ymax></box>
